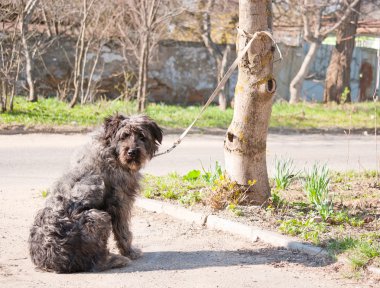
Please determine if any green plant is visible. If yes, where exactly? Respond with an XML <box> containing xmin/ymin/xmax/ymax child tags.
<box><xmin>183</xmin><ymin>170</ymin><xmax>201</xmax><ymax>181</ymax></box>
<box><xmin>327</xmin><ymin>237</ymin><xmax>358</xmax><ymax>254</ymax></box>
<box><xmin>328</xmin><ymin>234</ymin><xmax>380</xmax><ymax>270</ymax></box>
<box><xmin>304</xmin><ymin>164</ymin><xmax>332</xmax><ymax>220</ymax></box>
<box><xmin>267</xmin><ymin>191</ymin><xmax>287</xmax><ymax>210</ymax></box>
<box><xmin>279</xmin><ymin>217</ymin><xmax>326</xmax><ymax>245</ymax></box>
<box><xmin>182</xmin><ymin>162</ymin><xmax>223</xmax><ymax>185</ymax></box>
<box><xmin>227</xmin><ymin>203</ymin><xmax>244</xmax><ymax>216</ymax></box>
<box><xmin>201</xmin><ymin>161</ymin><xmax>223</xmax><ymax>184</ymax></box>
<box><xmin>274</xmin><ymin>157</ymin><xmax>298</xmax><ymax>190</ymax></box>
<box><xmin>142</xmin><ymin>172</ymin><xmax>207</xmax><ymax>203</ymax></box>
<box><xmin>179</xmin><ymin>191</ymin><xmax>202</xmax><ymax>206</ymax></box>
<box><xmin>41</xmin><ymin>189</ymin><xmax>49</xmax><ymax>198</ymax></box>
<box><xmin>340</xmin><ymin>87</ymin><xmax>350</xmax><ymax>103</ymax></box>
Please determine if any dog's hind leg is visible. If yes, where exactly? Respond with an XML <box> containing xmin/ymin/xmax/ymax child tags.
<box><xmin>92</xmin><ymin>253</ymin><xmax>131</xmax><ymax>272</ymax></box>
<box><xmin>80</xmin><ymin>210</ymin><xmax>132</xmax><ymax>272</ymax></box>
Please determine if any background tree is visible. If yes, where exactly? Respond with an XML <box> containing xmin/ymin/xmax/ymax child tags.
<box><xmin>118</xmin><ymin>0</ymin><xmax>181</xmax><ymax>113</ymax></box>
<box><xmin>196</xmin><ymin>0</ymin><xmax>236</xmax><ymax>110</ymax></box>
<box><xmin>0</xmin><ymin>1</ymin><xmax>22</xmax><ymax>111</ymax></box>
<box><xmin>288</xmin><ymin>0</ymin><xmax>361</xmax><ymax>104</ymax></box>
<box><xmin>20</xmin><ymin>0</ymin><xmax>40</xmax><ymax>102</ymax></box>
<box><xmin>224</xmin><ymin>0</ymin><xmax>277</xmax><ymax>205</ymax></box>
<box><xmin>323</xmin><ymin>0</ymin><xmax>362</xmax><ymax>103</ymax></box>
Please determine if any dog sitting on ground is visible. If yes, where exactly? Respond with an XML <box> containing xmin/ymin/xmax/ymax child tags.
<box><xmin>29</xmin><ymin>114</ymin><xmax>162</xmax><ymax>273</ymax></box>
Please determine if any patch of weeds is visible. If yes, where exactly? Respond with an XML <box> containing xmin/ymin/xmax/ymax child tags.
<box><xmin>363</xmin><ymin>170</ymin><xmax>378</xmax><ymax>178</ymax></box>
<box><xmin>328</xmin><ymin>233</ymin><xmax>380</xmax><ymax>270</ymax></box>
<box><xmin>182</xmin><ymin>161</ymin><xmax>223</xmax><ymax>185</ymax></box>
<box><xmin>183</xmin><ymin>169</ymin><xmax>201</xmax><ymax>181</ymax></box>
<box><xmin>304</xmin><ymin>164</ymin><xmax>333</xmax><ymax>220</ymax></box>
<box><xmin>227</xmin><ymin>203</ymin><xmax>244</xmax><ymax>216</ymax></box>
<box><xmin>162</xmin><ymin>189</ymin><xmax>179</xmax><ymax>200</ymax></box>
<box><xmin>267</xmin><ymin>191</ymin><xmax>288</xmax><ymax>213</ymax></box>
<box><xmin>327</xmin><ymin>237</ymin><xmax>358</xmax><ymax>255</ymax></box>
<box><xmin>328</xmin><ymin>211</ymin><xmax>365</xmax><ymax>227</ymax></box>
<box><xmin>201</xmin><ymin>161</ymin><xmax>223</xmax><ymax>184</ymax></box>
<box><xmin>271</xmin><ymin>191</ymin><xmax>285</xmax><ymax>207</ymax></box>
<box><xmin>206</xmin><ymin>176</ymin><xmax>255</xmax><ymax>210</ymax></box>
<box><xmin>179</xmin><ymin>190</ymin><xmax>203</xmax><ymax>206</ymax></box>
<box><xmin>274</xmin><ymin>157</ymin><xmax>299</xmax><ymax>190</ymax></box>
<box><xmin>279</xmin><ymin>217</ymin><xmax>327</xmax><ymax>245</ymax></box>
<box><xmin>142</xmin><ymin>173</ymin><xmax>207</xmax><ymax>203</ymax></box>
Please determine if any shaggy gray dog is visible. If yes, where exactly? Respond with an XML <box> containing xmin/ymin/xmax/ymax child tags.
<box><xmin>29</xmin><ymin>114</ymin><xmax>162</xmax><ymax>273</ymax></box>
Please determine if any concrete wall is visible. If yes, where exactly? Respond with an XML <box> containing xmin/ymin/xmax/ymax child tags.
<box><xmin>30</xmin><ymin>39</ymin><xmax>379</xmax><ymax>104</ymax></box>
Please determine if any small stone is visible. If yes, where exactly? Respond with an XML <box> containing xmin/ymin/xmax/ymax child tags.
<box><xmin>313</xmin><ymin>216</ymin><xmax>323</xmax><ymax>223</ymax></box>
<box><xmin>363</xmin><ymin>215</ymin><xmax>375</xmax><ymax>223</ymax></box>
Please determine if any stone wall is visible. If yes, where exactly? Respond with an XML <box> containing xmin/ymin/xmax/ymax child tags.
<box><xmin>28</xmin><ymin>38</ymin><xmax>380</xmax><ymax>104</ymax></box>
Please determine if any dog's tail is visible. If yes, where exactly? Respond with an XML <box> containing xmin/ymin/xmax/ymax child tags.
<box><xmin>29</xmin><ymin>208</ymin><xmax>121</xmax><ymax>273</ymax></box>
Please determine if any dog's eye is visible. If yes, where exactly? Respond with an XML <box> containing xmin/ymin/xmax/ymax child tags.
<box><xmin>139</xmin><ymin>134</ymin><xmax>146</xmax><ymax>141</ymax></box>
<box><xmin>121</xmin><ymin>132</ymin><xmax>130</xmax><ymax>140</ymax></box>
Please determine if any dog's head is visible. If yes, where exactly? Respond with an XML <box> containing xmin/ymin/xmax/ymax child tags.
<box><xmin>100</xmin><ymin>114</ymin><xmax>163</xmax><ymax>171</ymax></box>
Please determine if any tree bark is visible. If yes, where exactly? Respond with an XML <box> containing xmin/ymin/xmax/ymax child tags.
<box><xmin>224</xmin><ymin>0</ymin><xmax>276</xmax><ymax>205</ymax></box>
<box><xmin>323</xmin><ymin>0</ymin><xmax>361</xmax><ymax>103</ymax></box>
<box><xmin>289</xmin><ymin>41</ymin><xmax>320</xmax><ymax>103</ymax></box>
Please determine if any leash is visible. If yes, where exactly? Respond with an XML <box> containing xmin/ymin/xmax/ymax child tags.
<box><xmin>154</xmin><ymin>29</ymin><xmax>282</xmax><ymax>158</ymax></box>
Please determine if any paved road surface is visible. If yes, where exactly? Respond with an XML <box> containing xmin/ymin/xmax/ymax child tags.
<box><xmin>0</xmin><ymin>133</ymin><xmax>376</xmax><ymax>287</ymax></box>
<box><xmin>0</xmin><ymin>133</ymin><xmax>378</xmax><ymax>189</ymax></box>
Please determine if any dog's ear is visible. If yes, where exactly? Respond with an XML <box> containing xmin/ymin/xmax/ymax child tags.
<box><xmin>102</xmin><ymin>114</ymin><xmax>126</xmax><ymax>144</ymax></box>
<box><xmin>140</xmin><ymin>115</ymin><xmax>163</xmax><ymax>146</ymax></box>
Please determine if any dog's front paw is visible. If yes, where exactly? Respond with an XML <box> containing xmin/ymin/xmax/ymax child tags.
<box><xmin>125</xmin><ymin>247</ymin><xmax>142</xmax><ymax>260</ymax></box>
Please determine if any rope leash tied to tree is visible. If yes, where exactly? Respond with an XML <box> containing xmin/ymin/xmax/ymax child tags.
<box><xmin>154</xmin><ymin>29</ymin><xmax>282</xmax><ymax>158</ymax></box>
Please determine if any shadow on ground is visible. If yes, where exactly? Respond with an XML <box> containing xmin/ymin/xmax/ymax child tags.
<box><xmin>103</xmin><ymin>247</ymin><xmax>334</xmax><ymax>274</ymax></box>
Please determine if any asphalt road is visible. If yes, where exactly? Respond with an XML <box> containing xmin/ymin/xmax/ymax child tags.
<box><xmin>0</xmin><ymin>133</ymin><xmax>378</xmax><ymax>190</ymax></box>
<box><xmin>0</xmin><ymin>132</ymin><xmax>377</xmax><ymax>287</ymax></box>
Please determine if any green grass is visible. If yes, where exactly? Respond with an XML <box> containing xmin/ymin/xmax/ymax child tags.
<box><xmin>304</xmin><ymin>164</ymin><xmax>332</xmax><ymax>220</ymax></box>
<box><xmin>274</xmin><ymin>157</ymin><xmax>299</xmax><ymax>190</ymax></box>
<box><xmin>328</xmin><ymin>233</ymin><xmax>380</xmax><ymax>270</ymax></box>
<box><xmin>143</xmin><ymin>167</ymin><xmax>380</xmax><ymax>270</ymax></box>
<box><xmin>1</xmin><ymin>96</ymin><xmax>380</xmax><ymax>130</ymax></box>
<box><xmin>142</xmin><ymin>172</ymin><xmax>207</xmax><ymax>205</ymax></box>
<box><xmin>278</xmin><ymin>217</ymin><xmax>327</xmax><ymax>245</ymax></box>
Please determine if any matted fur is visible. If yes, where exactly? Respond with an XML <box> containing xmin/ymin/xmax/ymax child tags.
<box><xmin>29</xmin><ymin>114</ymin><xmax>162</xmax><ymax>273</ymax></box>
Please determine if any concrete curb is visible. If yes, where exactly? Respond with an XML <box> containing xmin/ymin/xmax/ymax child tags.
<box><xmin>135</xmin><ymin>198</ymin><xmax>207</xmax><ymax>226</ymax></box>
<box><xmin>135</xmin><ymin>197</ymin><xmax>328</xmax><ymax>257</ymax></box>
<box><xmin>136</xmin><ymin>198</ymin><xmax>380</xmax><ymax>275</ymax></box>
<box><xmin>206</xmin><ymin>215</ymin><xmax>328</xmax><ymax>256</ymax></box>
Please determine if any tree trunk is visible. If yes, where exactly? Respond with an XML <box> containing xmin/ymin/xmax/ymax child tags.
<box><xmin>1</xmin><ymin>80</ymin><xmax>7</xmax><ymax>112</ymax></box>
<box><xmin>21</xmin><ymin>0</ymin><xmax>40</xmax><ymax>102</ymax></box>
<box><xmin>199</xmin><ymin>0</ymin><xmax>231</xmax><ymax>110</ymax></box>
<box><xmin>136</xmin><ymin>45</ymin><xmax>145</xmax><ymax>111</ymax></box>
<box><xmin>70</xmin><ymin>0</ymin><xmax>88</xmax><ymax>108</ymax></box>
<box><xmin>224</xmin><ymin>0</ymin><xmax>276</xmax><ymax>205</ymax></box>
<box><xmin>289</xmin><ymin>41</ymin><xmax>320</xmax><ymax>103</ymax></box>
<box><xmin>323</xmin><ymin>0</ymin><xmax>361</xmax><ymax>103</ymax></box>
<box><xmin>218</xmin><ymin>45</ymin><xmax>231</xmax><ymax>111</ymax></box>
<box><xmin>137</xmin><ymin>33</ymin><xmax>149</xmax><ymax>113</ymax></box>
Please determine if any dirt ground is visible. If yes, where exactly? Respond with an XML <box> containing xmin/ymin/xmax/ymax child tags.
<box><xmin>0</xmin><ymin>192</ymin><xmax>378</xmax><ymax>288</ymax></box>
<box><xmin>1</xmin><ymin>133</ymin><xmax>380</xmax><ymax>287</ymax></box>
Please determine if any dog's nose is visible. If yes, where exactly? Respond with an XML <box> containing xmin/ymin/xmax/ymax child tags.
<box><xmin>127</xmin><ymin>149</ymin><xmax>138</xmax><ymax>157</ymax></box>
